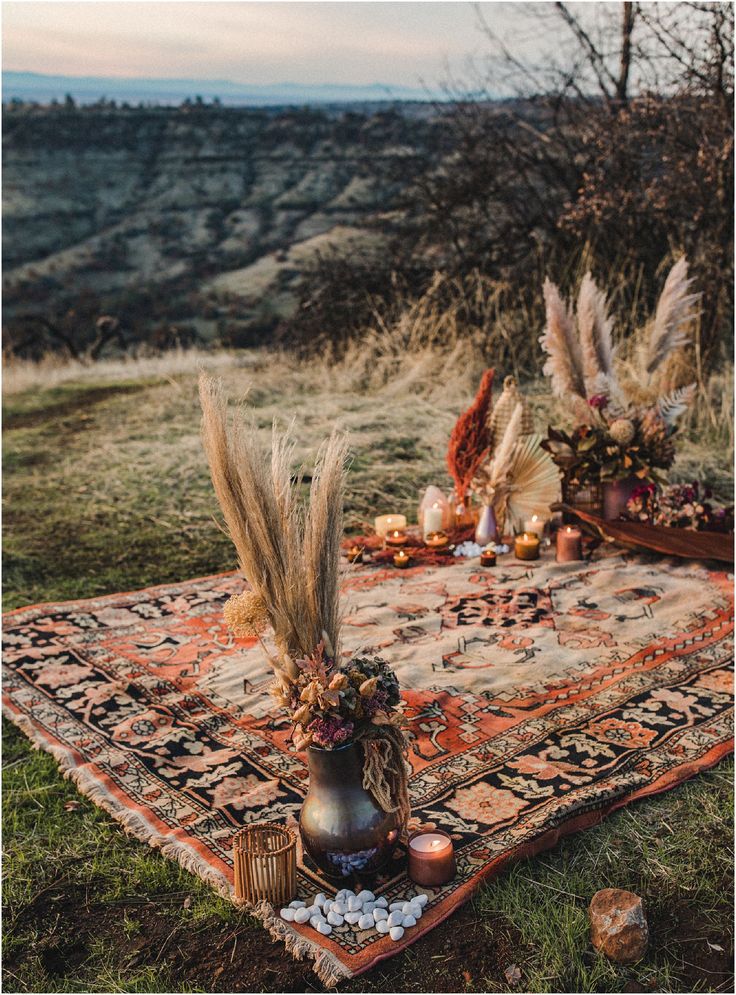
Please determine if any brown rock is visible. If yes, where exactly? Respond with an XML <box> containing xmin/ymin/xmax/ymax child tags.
<box><xmin>589</xmin><ymin>888</ymin><xmax>649</xmax><ymax>964</ymax></box>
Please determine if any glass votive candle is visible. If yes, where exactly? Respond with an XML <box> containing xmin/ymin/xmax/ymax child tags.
<box><xmin>407</xmin><ymin>829</ymin><xmax>456</xmax><ymax>887</ymax></box>
<box><xmin>393</xmin><ymin>550</ymin><xmax>411</xmax><ymax>569</ymax></box>
<box><xmin>346</xmin><ymin>545</ymin><xmax>364</xmax><ymax>564</ymax></box>
<box><xmin>556</xmin><ymin>525</ymin><xmax>583</xmax><ymax>562</ymax></box>
<box><xmin>385</xmin><ymin>529</ymin><xmax>408</xmax><ymax>548</ymax></box>
<box><xmin>515</xmin><ymin>532</ymin><xmax>540</xmax><ymax>560</ymax></box>
<box><xmin>374</xmin><ymin>514</ymin><xmax>406</xmax><ymax>538</ymax></box>
<box><xmin>480</xmin><ymin>545</ymin><xmax>497</xmax><ymax>566</ymax></box>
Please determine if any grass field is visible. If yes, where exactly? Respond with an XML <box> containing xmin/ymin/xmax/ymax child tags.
<box><xmin>3</xmin><ymin>347</ymin><xmax>734</xmax><ymax>993</ymax></box>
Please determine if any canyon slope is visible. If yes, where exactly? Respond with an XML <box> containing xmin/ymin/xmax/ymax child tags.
<box><xmin>2</xmin><ymin>103</ymin><xmax>442</xmax><ymax>353</ymax></box>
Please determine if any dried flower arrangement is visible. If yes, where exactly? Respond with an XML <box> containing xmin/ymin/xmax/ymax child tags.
<box><xmin>624</xmin><ymin>481</ymin><xmax>734</xmax><ymax>533</ymax></box>
<box><xmin>467</xmin><ymin>376</ymin><xmax>559</xmax><ymax>533</ymax></box>
<box><xmin>199</xmin><ymin>376</ymin><xmax>409</xmax><ymax>828</ymax></box>
<box><xmin>447</xmin><ymin>368</ymin><xmax>495</xmax><ymax>505</ymax></box>
<box><xmin>540</xmin><ymin>258</ymin><xmax>699</xmax><ymax>489</ymax></box>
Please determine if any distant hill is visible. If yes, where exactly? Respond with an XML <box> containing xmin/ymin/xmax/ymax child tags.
<box><xmin>2</xmin><ymin>70</ymin><xmax>438</xmax><ymax>107</ymax></box>
<box><xmin>2</xmin><ymin>102</ymin><xmax>446</xmax><ymax>356</ymax></box>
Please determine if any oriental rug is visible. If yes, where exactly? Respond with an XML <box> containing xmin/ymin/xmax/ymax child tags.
<box><xmin>3</xmin><ymin>552</ymin><xmax>733</xmax><ymax>985</ymax></box>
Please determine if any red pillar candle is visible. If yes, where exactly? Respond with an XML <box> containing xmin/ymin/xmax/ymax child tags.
<box><xmin>407</xmin><ymin>830</ymin><xmax>456</xmax><ymax>886</ymax></box>
<box><xmin>556</xmin><ymin>525</ymin><xmax>583</xmax><ymax>562</ymax></box>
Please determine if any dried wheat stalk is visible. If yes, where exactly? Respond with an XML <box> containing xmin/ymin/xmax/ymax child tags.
<box><xmin>199</xmin><ymin>375</ymin><xmax>348</xmax><ymax>676</ymax></box>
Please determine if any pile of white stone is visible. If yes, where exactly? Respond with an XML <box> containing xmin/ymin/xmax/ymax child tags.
<box><xmin>280</xmin><ymin>888</ymin><xmax>428</xmax><ymax>941</ymax></box>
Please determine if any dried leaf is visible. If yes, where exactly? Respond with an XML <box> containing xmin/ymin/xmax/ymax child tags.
<box><xmin>504</xmin><ymin>963</ymin><xmax>522</xmax><ymax>986</ymax></box>
<box><xmin>63</xmin><ymin>800</ymin><xmax>82</xmax><ymax>811</ymax></box>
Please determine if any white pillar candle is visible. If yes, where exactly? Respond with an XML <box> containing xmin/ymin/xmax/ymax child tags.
<box><xmin>422</xmin><ymin>503</ymin><xmax>444</xmax><ymax>539</ymax></box>
<box><xmin>523</xmin><ymin>514</ymin><xmax>546</xmax><ymax>538</ymax></box>
<box><xmin>374</xmin><ymin>514</ymin><xmax>407</xmax><ymax>538</ymax></box>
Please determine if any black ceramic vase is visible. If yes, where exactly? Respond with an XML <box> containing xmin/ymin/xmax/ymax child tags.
<box><xmin>299</xmin><ymin>741</ymin><xmax>399</xmax><ymax>879</ymax></box>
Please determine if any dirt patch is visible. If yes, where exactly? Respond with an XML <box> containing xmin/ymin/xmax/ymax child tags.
<box><xmin>2</xmin><ymin>875</ymin><xmax>734</xmax><ymax>993</ymax></box>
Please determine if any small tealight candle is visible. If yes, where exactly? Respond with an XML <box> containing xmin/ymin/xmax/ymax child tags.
<box><xmin>424</xmin><ymin>530</ymin><xmax>450</xmax><ymax>549</ymax></box>
<box><xmin>346</xmin><ymin>545</ymin><xmax>364</xmax><ymax>564</ymax></box>
<box><xmin>556</xmin><ymin>525</ymin><xmax>583</xmax><ymax>562</ymax></box>
<box><xmin>408</xmin><ymin>830</ymin><xmax>456</xmax><ymax>887</ymax></box>
<box><xmin>374</xmin><ymin>514</ymin><xmax>407</xmax><ymax>538</ymax></box>
<box><xmin>385</xmin><ymin>529</ymin><xmax>408</xmax><ymax>548</ymax></box>
<box><xmin>515</xmin><ymin>532</ymin><xmax>540</xmax><ymax>561</ymax></box>
<box><xmin>480</xmin><ymin>545</ymin><xmax>497</xmax><ymax>566</ymax></box>
<box><xmin>523</xmin><ymin>514</ymin><xmax>546</xmax><ymax>539</ymax></box>
<box><xmin>393</xmin><ymin>550</ymin><xmax>411</xmax><ymax>569</ymax></box>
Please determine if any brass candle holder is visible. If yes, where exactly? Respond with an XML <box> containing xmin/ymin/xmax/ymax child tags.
<box><xmin>233</xmin><ymin>822</ymin><xmax>297</xmax><ymax>906</ymax></box>
<box><xmin>346</xmin><ymin>544</ymin><xmax>364</xmax><ymax>564</ymax></box>
<box><xmin>424</xmin><ymin>530</ymin><xmax>450</xmax><ymax>550</ymax></box>
<box><xmin>393</xmin><ymin>550</ymin><xmax>411</xmax><ymax>569</ymax></box>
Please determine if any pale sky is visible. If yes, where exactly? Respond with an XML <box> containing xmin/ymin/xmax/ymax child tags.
<box><xmin>1</xmin><ymin>0</ymin><xmax>567</xmax><ymax>86</ymax></box>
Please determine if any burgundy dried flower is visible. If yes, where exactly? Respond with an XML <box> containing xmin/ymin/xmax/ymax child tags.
<box><xmin>307</xmin><ymin>715</ymin><xmax>354</xmax><ymax>749</ymax></box>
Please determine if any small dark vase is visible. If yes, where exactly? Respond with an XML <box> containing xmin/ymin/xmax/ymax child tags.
<box><xmin>299</xmin><ymin>741</ymin><xmax>398</xmax><ymax>879</ymax></box>
<box><xmin>602</xmin><ymin>475</ymin><xmax>641</xmax><ymax>521</ymax></box>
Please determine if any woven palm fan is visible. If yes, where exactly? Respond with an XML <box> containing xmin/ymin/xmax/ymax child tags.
<box><xmin>504</xmin><ymin>433</ymin><xmax>561</xmax><ymax>533</ymax></box>
<box><xmin>488</xmin><ymin>376</ymin><xmax>534</xmax><ymax>453</ymax></box>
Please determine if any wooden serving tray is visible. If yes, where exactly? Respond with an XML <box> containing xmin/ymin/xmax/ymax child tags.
<box><xmin>562</xmin><ymin>505</ymin><xmax>734</xmax><ymax>564</ymax></box>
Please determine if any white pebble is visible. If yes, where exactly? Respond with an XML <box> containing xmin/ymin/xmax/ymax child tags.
<box><xmin>347</xmin><ymin>895</ymin><xmax>362</xmax><ymax>912</ymax></box>
<box><xmin>373</xmin><ymin>908</ymin><xmax>388</xmax><ymax>922</ymax></box>
<box><xmin>314</xmin><ymin>893</ymin><xmax>326</xmax><ymax>907</ymax></box>
<box><xmin>387</xmin><ymin>911</ymin><xmax>404</xmax><ymax>928</ymax></box>
<box><xmin>414</xmin><ymin>893</ymin><xmax>428</xmax><ymax>907</ymax></box>
<box><xmin>316</xmin><ymin>921</ymin><xmax>332</xmax><ymax>935</ymax></box>
<box><xmin>362</xmin><ymin>902</ymin><xmax>375</xmax><ymax>914</ymax></box>
<box><xmin>359</xmin><ymin>890</ymin><xmax>375</xmax><ymax>904</ymax></box>
<box><xmin>336</xmin><ymin>889</ymin><xmax>349</xmax><ymax>901</ymax></box>
<box><xmin>310</xmin><ymin>914</ymin><xmax>325</xmax><ymax>928</ymax></box>
<box><xmin>403</xmin><ymin>914</ymin><xmax>417</xmax><ymax>928</ymax></box>
<box><xmin>374</xmin><ymin>896</ymin><xmax>388</xmax><ymax>909</ymax></box>
<box><xmin>322</xmin><ymin>900</ymin><xmax>332</xmax><ymax>914</ymax></box>
<box><xmin>294</xmin><ymin>907</ymin><xmax>311</xmax><ymax>924</ymax></box>
<box><xmin>407</xmin><ymin>902</ymin><xmax>422</xmax><ymax>919</ymax></box>
<box><xmin>280</xmin><ymin>908</ymin><xmax>296</xmax><ymax>921</ymax></box>
<box><xmin>375</xmin><ymin>919</ymin><xmax>390</xmax><ymax>934</ymax></box>
<box><xmin>390</xmin><ymin>925</ymin><xmax>405</xmax><ymax>941</ymax></box>
<box><xmin>389</xmin><ymin>901</ymin><xmax>404</xmax><ymax>911</ymax></box>
<box><xmin>332</xmin><ymin>901</ymin><xmax>347</xmax><ymax>915</ymax></box>
<box><xmin>401</xmin><ymin>902</ymin><xmax>414</xmax><ymax>914</ymax></box>
<box><xmin>344</xmin><ymin>911</ymin><xmax>362</xmax><ymax>925</ymax></box>
<box><xmin>327</xmin><ymin>911</ymin><xmax>344</xmax><ymax>926</ymax></box>
<box><xmin>289</xmin><ymin>900</ymin><xmax>307</xmax><ymax>908</ymax></box>
<box><xmin>358</xmin><ymin>914</ymin><xmax>374</xmax><ymax>930</ymax></box>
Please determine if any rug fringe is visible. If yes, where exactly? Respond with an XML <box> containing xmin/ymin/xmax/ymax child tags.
<box><xmin>5</xmin><ymin>704</ymin><xmax>353</xmax><ymax>985</ymax></box>
<box><xmin>242</xmin><ymin>899</ymin><xmax>351</xmax><ymax>988</ymax></box>
<box><xmin>3</xmin><ymin>706</ymin><xmax>232</xmax><ymax>899</ymax></box>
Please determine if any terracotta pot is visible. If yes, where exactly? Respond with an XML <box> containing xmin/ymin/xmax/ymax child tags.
<box><xmin>299</xmin><ymin>742</ymin><xmax>398</xmax><ymax>879</ymax></box>
<box><xmin>602</xmin><ymin>476</ymin><xmax>641</xmax><ymax>521</ymax></box>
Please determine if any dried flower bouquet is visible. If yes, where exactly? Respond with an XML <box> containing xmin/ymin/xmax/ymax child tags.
<box><xmin>540</xmin><ymin>257</ymin><xmax>699</xmax><ymax>488</ymax></box>
<box><xmin>199</xmin><ymin>376</ymin><xmax>409</xmax><ymax>826</ymax></box>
